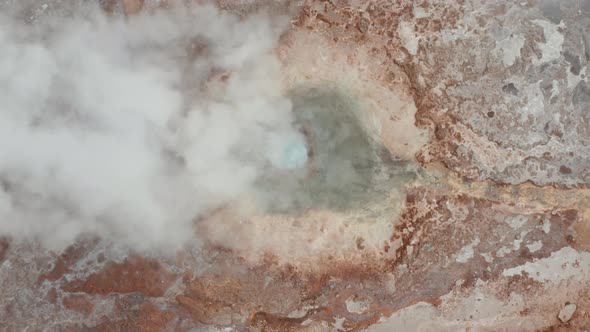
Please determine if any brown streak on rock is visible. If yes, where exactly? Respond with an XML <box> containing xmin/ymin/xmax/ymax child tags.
<box><xmin>62</xmin><ymin>256</ymin><xmax>177</xmax><ymax>297</ymax></box>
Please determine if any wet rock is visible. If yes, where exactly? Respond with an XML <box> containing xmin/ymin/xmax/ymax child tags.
<box><xmin>584</xmin><ymin>34</ymin><xmax>590</xmax><ymax>61</ymax></box>
<box><xmin>502</xmin><ymin>83</ymin><xmax>519</xmax><ymax>96</ymax></box>
<box><xmin>539</xmin><ymin>0</ymin><xmax>562</xmax><ymax>24</ymax></box>
<box><xmin>563</xmin><ymin>51</ymin><xmax>581</xmax><ymax>75</ymax></box>
<box><xmin>558</xmin><ymin>303</ymin><xmax>576</xmax><ymax>323</ymax></box>
<box><xmin>573</xmin><ymin>81</ymin><xmax>590</xmax><ymax>105</ymax></box>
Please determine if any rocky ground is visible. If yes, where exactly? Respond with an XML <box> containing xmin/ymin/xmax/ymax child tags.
<box><xmin>1</xmin><ymin>0</ymin><xmax>590</xmax><ymax>331</ymax></box>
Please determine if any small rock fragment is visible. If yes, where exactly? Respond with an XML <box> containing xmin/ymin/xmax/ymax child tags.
<box><xmin>557</xmin><ymin>303</ymin><xmax>576</xmax><ymax>323</ymax></box>
<box><xmin>123</xmin><ymin>0</ymin><xmax>144</xmax><ymax>15</ymax></box>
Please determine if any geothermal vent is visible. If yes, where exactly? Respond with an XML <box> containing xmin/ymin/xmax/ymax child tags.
<box><xmin>1</xmin><ymin>0</ymin><xmax>590</xmax><ymax>331</ymax></box>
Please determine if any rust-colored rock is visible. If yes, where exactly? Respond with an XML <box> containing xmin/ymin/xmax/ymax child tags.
<box><xmin>248</xmin><ymin>311</ymin><xmax>306</xmax><ymax>331</ymax></box>
<box><xmin>63</xmin><ymin>294</ymin><xmax>95</xmax><ymax>316</ymax></box>
<box><xmin>62</xmin><ymin>256</ymin><xmax>177</xmax><ymax>297</ymax></box>
<box><xmin>92</xmin><ymin>303</ymin><xmax>176</xmax><ymax>332</ymax></box>
<box><xmin>176</xmin><ymin>294</ymin><xmax>212</xmax><ymax>324</ymax></box>
<box><xmin>46</xmin><ymin>287</ymin><xmax>58</xmax><ymax>304</ymax></box>
<box><xmin>122</xmin><ymin>0</ymin><xmax>144</xmax><ymax>15</ymax></box>
<box><xmin>0</xmin><ymin>238</ymin><xmax>8</xmax><ymax>263</ymax></box>
<box><xmin>1</xmin><ymin>1</ymin><xmax>590</xmax><ymax>331</ymax></box>
<box><xmin>38</xmin><ymin>240</ymin><xmax>97</xmax><ymax>285</ymax></box>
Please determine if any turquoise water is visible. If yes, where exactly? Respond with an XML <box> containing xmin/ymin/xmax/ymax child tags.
<box><xmin>280</xmin><ymin>140</ymin><xmax>308</xmax><ymax>169</ymax></box>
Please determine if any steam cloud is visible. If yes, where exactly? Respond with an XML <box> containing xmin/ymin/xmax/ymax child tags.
<box><xmin>0</xmin><ymin>3</ymin><xmax>305</xmax><ymax>251</ymax></box>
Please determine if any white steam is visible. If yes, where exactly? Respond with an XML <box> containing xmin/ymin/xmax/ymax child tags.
<box><xmin>0</xmin><ymin>3</ymin><xmax>304</xmax><ymax>251</ymax></box>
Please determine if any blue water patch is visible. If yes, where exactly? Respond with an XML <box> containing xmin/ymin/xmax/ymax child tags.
<box><xmin>280</xmin><ymin>140</ymin><xmax>308</xmax><ymax>169</ymax></box>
